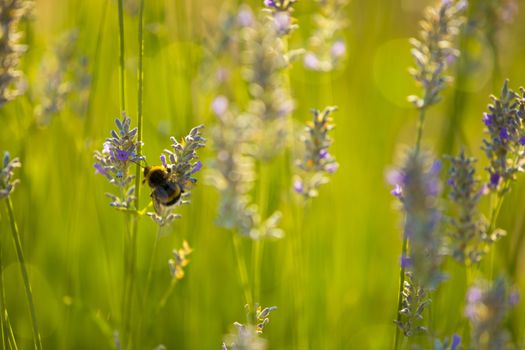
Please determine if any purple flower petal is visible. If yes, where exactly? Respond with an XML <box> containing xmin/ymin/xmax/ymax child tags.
<box><xmin>293</xmin><ymin>179</ymin><xmax>304</xmax><ymax>194</ymax></box>
<box><xmin>451</xmin><ymin>334</ymin><xmax>461</xmax><ymax>350</ymax></box>
<box><xmin>116</xmin><ymin>149</ymin><xmax>129</xmax><ymax>162</ymax></box>
<box><xmin>483</xmin><ymin>113</ymin><xmax>492</xmax><ymax>126</ymax></box>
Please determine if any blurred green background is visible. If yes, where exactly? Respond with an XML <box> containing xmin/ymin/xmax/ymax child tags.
<box><xmin>1</xmin><ymin>0</ymin><xmax>525</xmax><ymax>349</ymax></box>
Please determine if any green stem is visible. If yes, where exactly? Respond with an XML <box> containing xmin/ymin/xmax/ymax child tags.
<box><xmin>232</xmin><ymin>234</ymin><xmax>253</xmax><ymax>308</ymax></box>
<box><xmin>252</xmin><ymin>240</ymin><xmax>263</xmax><ymax>305</ymax></box>
<box><xmin>117</xmin><ymin>0</ymin><xmax>126</xmax><ymax>111</ymax></box>
<box><xmin>137</xmin><ymin>227</ymin><xmax>159</xmax><ymax>347</ymax></box>
<box><xmin>414</xmin><ymin>107</ymin><xmax>427</xmax><ymax>156</ymax></box>
<box><xmin>5</xmin><ymin>198</ymin><xmax>42</xmax><ymax>350</ymax></box>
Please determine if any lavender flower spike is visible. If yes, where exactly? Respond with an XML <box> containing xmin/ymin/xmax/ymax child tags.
<box><xmin>408</xmin><ymin>0</ymin><xmax>466</xmax><ymax>109</ymax></box>
<box><xmin>294</xmin><ymin>106</ymin><xmax>339</xmax><ymax>199</ymax></box>
<box><xmin>0</xmin><ymin>151</ymin><xmax>22</xmax><ymax>200</ymax></box>
<box><xmin>445</xmin><ymin>150</ymin><xmax>504</xmax><ymax>265</ymax></box>
<box><xmin>482</xmin><ymin>80</ymin><xmax>525</xmax><ymax>194</ymax></box>
<box><xmin>466</xmin><ymin>277</ymin><xmax>518</xmax><ymax>350</ymax></box>
<box><xmin>93</xmin><ymin>112</ymin><xmax>144</xmax><ymax>209</ymax></box>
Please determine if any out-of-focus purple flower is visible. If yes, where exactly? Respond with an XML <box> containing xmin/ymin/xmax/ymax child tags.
<box><xmin>331</xmin><ymin>41</ymin><xmax>346</xmax><ymax>58</ymax></box>
<box><xmin>326</xmin><ymin>163</ymin><xmax>339</xmax><ymax>174</ymax></box>
<box><xmin>212</xmin><ymin>95</ymin><xmax>229</xmax><ymax>117</ymax></box>
<box><xmin>304</xmin><ymin>52</ymin><xmax>320</xmax><ymax>70</ymax></box>
<box><xmin>319</xmin><ymin>149</ymin><xmax>328</xmax><ymax>159</ymax></box>
<box><xmin>509</xmin><ymin>290</ymin><xmax>520</xmax><ymax>306</ymax></box>
<box><xmin>293</xmin><ymin>179</ymin><xmax>303</xmax><ymax>194</ymax></box>
<box><xmin>237</xmin><ymin>7</ymin><xmax>253</xmax><ymax>27</ymax></box>
<box><xmin>467</xmin><ymin>286</ymin><xmax>483</xmax><ymax>304</ymax></box>
<box><xmin>273</xmin><ymin>11</ymin><xmax>291</xmax><ymax>34</ymax></box>
<box><xmin>519</xmin><ymin>136</ymin><xmax>525</xmax><ymax>146</ymax></box>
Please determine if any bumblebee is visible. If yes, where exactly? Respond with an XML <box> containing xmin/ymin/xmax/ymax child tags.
<box><xmin>143</xmin><ymin>165</ymin><xmax>183</xmax><ymax>212</ymax></box>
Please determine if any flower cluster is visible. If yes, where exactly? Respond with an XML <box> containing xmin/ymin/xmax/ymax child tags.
<box><xmin>294</xmin><ymin>106</ymin><xmax>338</xmax><ymax>199</ymax></box>
<box><xmin>222</xmin><ymin>304</ymin><xmax>277</xmax><ymax>350</ymax></box>
<box><xmin>465</xmin><ymin>277</ymin><xmax>519</xmax><ymax>350</ymax></box>
<box><xmin>0</xmin><ymin>151</ymin><xmax>21</xmax><ymax>200</ymax></box>
<box><xmin>168</xmin><ymin>240</ymin><xmax>192</xmax><ymax>280</ymax></box>
<box><xmin>93</xmin><ymin>113</ymin><xmax>143</xmax><ymax>208</ymax></box>
<box><xmin>303</xmin><ymin>0</ymin><xmax>348</xmax><ymax>72</ymax></box>
<box><xmin>408</xmin><ymin>0</ymin><xmax>466</xmax><ymax>109</ymax></box>
<box><xmin>0</xmin><ymin>0</ymin><xmax>31</xmax><ymax>106</ymax></box>
<box><xmin>482</xmin><ymin>80</ymin><xmax>525</xmax><ymax>194</ymax></box>
<box><xmin>390</xmin><ymin>151</ymin><xmax>444</xmax><ymax>289</ymax></box>
<box><xmin>207</xmin><ymin>97</ymin><xmax>283</xmax><ymax>240</ymax></box>
<box><xmin>146</xmin><ymin>125</ymin><xmax>205</xmax><ymax>226</ymax></box>
<box><xmin>35</xmin><ymin>29</ymin><xmax>91</xmax><ymax>124</ymax></box>
<box><xmin>394</xmin><ymin>272</ymin><xmax>431</xmax><ymax>337</ymax></box>
<box><xmin>445</xmin><ymin>151</ymin><xmax>504</xmax><ymax>264</ymax></box>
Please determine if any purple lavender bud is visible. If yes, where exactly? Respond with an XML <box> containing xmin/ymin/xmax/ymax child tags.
<box><xmin>519</xmin><ymin>136</ymin><xmax>525</xmax><ymax>146</ymax></box>
<box><xmin>304</xmin><ymin>52</ymin><xmax>320</xmax><ymax>70</ymax></box>
<box><xmin>221</xmin><ymin>343</ymin><xmax>228</xmax><ymax>350</ymax></box>
<box><xmin>483</xmin><ymin>113</ymin><xmax>492</xmax><ymax>126</ymax></box>
<box><xmin>326</xmin><ymin>162</ymin><xmax>339</xmax><ymax>174</ymax></box>
<box><xmin>386</xmin><ymin>169</ymin><xmax>404</xmax><ymax>186</ymax></box>
<box><xmin>190</xmin><ymin>161</ymin><xmax>203</xmax><ymax>175</ymax></box>
<box><xmin>467</xmin><ymin>286</ymin><xmax>483</xmax><ymax>303</ymax></box>
<box><xmin>237</xmin><ymin>7</ymin><xmax>253</xmax><ymax>27</ymax></box>
<box><xmin>160</xmin><ymin>154</ymin><xmax>168</xmax><ymax>168</ymax></box>
<box><xmin>293</xmin><ymin>179</ymin><xmax>304</xmax><ymax>193</ymax></box>
<box><xmin>391</xmin><ymin>184</ymin><xmax>403</xmax><ymax>198</ymax></box>
<box><xmin>500</xmin><ymin>127</ymin><xmax>509</xmax><ymax>140</ymax></box>
<box><xmin>319</xmin><ymin>149</ymin><xmax>329</xmax><ymax>159</ymax></box>
<box><xmin>264</xmin><ymin>0</ymin><xmax>276</xmax><ymax>8</ymax></box>
<box><xmin>331</xmin><ymin>41</ymin><xmax>346</xmax><ymax>58</ymax></box>
<box><xmin>116</xmin><ymin>149</ymin><xmax>129</xmax><ymax>162</ymax></box>
<box><xmin>509</xmin><ymin>290</ymin><xmax>520</xmax><ymax>306</ymax></box>
<box><xmin>430</xmin><ymin>160</ymin><xmax>442</xmax><ymax>175</ymax></box>
<box><xmin>490</xmin><ymin>172</ymin><xmax>500</xmax><ymax>187</ymax></box>
<box><xmin>457</xmin><ymin>0</ymin><xmax>468</xmax><ymax>12</ymax></box>
<box><xmin>94</xmin><ymin>163</ymin><xmax>111</xmax><ymax>179</ymax></box>
<box><xmin>211</xmin><ymin>96</ymin><xmax>229</xmax><ymax>117</ymax></box>
<box><xmin>273</xmin><ymin>11</ymin><xmax>290</xmax><ymax>33</ymax></box>
<box><xmin>451</xmin><ymin>334</ymin><xmax>461</xmax><ymax>350</ymax></box>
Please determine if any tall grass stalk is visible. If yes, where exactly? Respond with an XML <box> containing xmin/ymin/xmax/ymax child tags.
<box><xmin>232</xmin><ymin>234</ymin><xmax>253</xmax><ymax>309</ymax></box>
<box><xmin>5</xmin><ymin>198</ymin><xmax>42</xmax><ymax>350</ymax></box>
<box><xmin>115</xmin><ymin>0</ymin><xmax>133</xmax><ymax>346</ymax></box>
<box><xmin>117</xmin><ymin>0</ymin><xmax>126</xmax><ymax>111</ymax></box>
<box><xmin>0</xmin><ymin>237</ymin><xmax>18</xmax><ymax>350</ymax></box>
<box><xmin>127</xmin><ymin>0</ymin><xmax>145</xmax><ymax>347</ymax></box>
